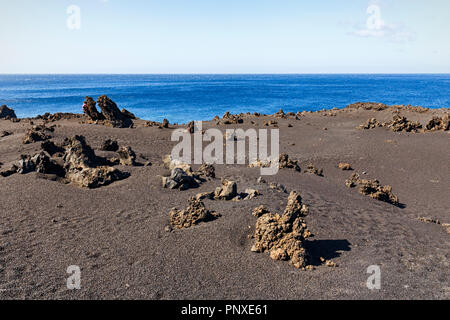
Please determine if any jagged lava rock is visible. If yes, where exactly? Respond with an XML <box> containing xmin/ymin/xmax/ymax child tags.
<box><xmin>0</xmin><ymin>105</ymin><xmax>17</xmax><ymax>119</ymax></box>
<box><xmin>117</xmin><ymin>146</ymin><xmax>136</xmax><ymax>166</ymax></box>
<box><xmin>97</xmin><ymin>95</ymin><xmax>132</xmax><ymax>128</ymax></box>
<box><xmin>251</xmin><ymin>191</ymin><xmax>311</xmax><ymax>269</ymax></box>
<box><xmin>82</xmin><ymin>96</ymin><xmax>104</xmax><ymax>121</ymax></box>
<box><xmin>214</xmin><ymin>179</ymin><xmax>238</xmax><ymax>200</ymax></box>
<box><xmin>169</xmin><ymin>199</ymin><xmax>220</xmax><ymax>229</ymax></box>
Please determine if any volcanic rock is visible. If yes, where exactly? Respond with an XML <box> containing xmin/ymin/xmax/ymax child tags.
<box><xmin>346</xmin><ymin>173</ymin><xmax>399</xmax><ymax>205</ymax></box>
<box><xmin>306</xmin><ymin>164</ymin><xmax>323</xmax><ymax>176</ymax></box>
<box><xmin>338</xmin><ymin>162</ymin><xmax>352</xmax><ymax>170</ymax></box>
<box><xmin>214</xmin><ymin>179</ymin><xmax>238</xmax><ymax>200</ymax></box>
<box><xmin>251</xmin><ymin>191</ymin><xmax>311</xmax><ymax>269</ymax></box>
<box><xmin>96</xmin><ymin>95</ymin><xmax>132</xmax><ymax>128</ymax></box>
<box><xmin>23</xmin><ymin>125</ymin><xmax>53</xmax><ymax>144</ymax></box>
<box><xmin>426</xmin><ymin>114</ymin><xmax>449</xmax><ymax>131</ymax></box>
<box><xmin>195</xmin><ymin>164</ymin><xmax>215</xmax><ymax>179</ymax></box>
<box><xmin>117</xmin><ymin>146</ymin><xmax>136</xmax><ymax>166</ymax></box>
<box><xmin>386</xmin><ymin>115</ymin><xmax>422</xmax><ymax>132</ymax></box>
<box><xmin>252</xmin><ymin>205</ymin><xmax>270</xmax><ymax>217</ymax></box>
<box><xmin>82</xmin><ymin>96</ymin><xmax>104</xmax><ymax>121</ymax></box>
<box><xmin>121</xmin><ymin>108</ymin><xmax>136</xmax><ymax>119</ymax></box>
<box><xmin>359</xmin><ymin>118</ymin><xmax>382</xmax><ymax>129</ymax></box>
<box><xmin>169</xmin><ymin>199</ymin><xmax>220</xmax><ymax>229</ymax></box>
<box><xmin>279</xmin><ymin>153</ymin><xmax>301</xmax><ymax>172</ymax></box>
<box><xmin>0</xmin><ymin>105</ymin><xmax>17</xmax><ymax>119</ymax></box>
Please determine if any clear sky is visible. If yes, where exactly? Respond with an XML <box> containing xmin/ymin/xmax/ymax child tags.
<box><xmin>1</xmin><ymin>0</ymin><xmax>449</xmax><ymax>73</ymax></box>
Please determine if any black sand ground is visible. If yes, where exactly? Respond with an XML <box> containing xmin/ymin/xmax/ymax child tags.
<box><xmin>0</xmin><ymin>106</ymin><xmax>449</xmax><ymax>299</ymax></box>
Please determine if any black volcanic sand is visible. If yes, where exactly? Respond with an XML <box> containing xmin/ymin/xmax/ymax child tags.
<box><xmin>0</xmin><ymin>106</ymin><xmax>449</xmax><ymax>299</ymax></box>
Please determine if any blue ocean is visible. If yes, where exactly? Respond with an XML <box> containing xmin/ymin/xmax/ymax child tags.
<box><xmin>0</xmin><ymin>74</ymin><xmax>449</xmax><ymax>123</ymax></box>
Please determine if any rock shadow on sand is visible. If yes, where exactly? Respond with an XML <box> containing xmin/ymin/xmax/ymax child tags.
<box><xmin>304</xmin><ymin>239</ymin><xmax>351</xmax><ymax>267</ymax></box>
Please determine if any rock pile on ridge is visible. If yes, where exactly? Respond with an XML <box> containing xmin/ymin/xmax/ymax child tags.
<box><xmin>426</xmin><ymin>114</ymin><xmax>449</xmax><ymax>131</ymax></box>
<box><xmin>346</xmin><ymin>173</ymin><xmax>399</xmax><ymax>205</ymax></box>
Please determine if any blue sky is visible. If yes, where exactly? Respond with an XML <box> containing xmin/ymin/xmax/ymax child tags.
<box><xmin>1</xmin><ymin>0</ymin><xmax>449</xmax><ymax>73</ymax></box>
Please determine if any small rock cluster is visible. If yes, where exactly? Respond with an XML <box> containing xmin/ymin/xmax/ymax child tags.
<box><xmin>278</xmin><ymin>153</ymin><xmax>301</xmax><ymax>171</ymax></box>
<box><xmin>386</xmin><ymin>115</ymin><xmax>422</xmax><ymax>132</ymax></box>
<box><xmin>417</xmin><ymin>217</ymin><xmax>450</xmax><ymax>234</ymax></box>
<box><xmin>358</xmin><ymin>118</ymin><xmax>382</xmax><ymax>129</ymax></box>
<box><xmin>160</xmin><ymin>156</ymin><xmax>215</xmax><ymax>191</ymax></box>
<box><xmin>145</xmin><ymin>119</ymin><xmax>170</xmax><ymax>129</ymax></box>
<box><xmin>221</xmin><ymin>112</ymin><xmax>243</xmax><ymax>125</ymax></box>
<box><xmin>251</xmin><ymin>191</ymin><xmax>311</xmax><ymax>269</ymax></box>
<box><xmin>169</xmin><ymin>199</ymin><xmax>220</xmax><ymax>229</ymax></box>
<box><xmin>1</xmin><ymin>135</ymin><xmax>131</xmax><ymax>188</ymax></box>
<box><xmin>62</xmin><ymin>136</ymin><xmax>130</xmax><ymax>188</ymax></box>
<box><xmin>346</xmin><ymin>102</ymin><xmax>389</xmax><ymax>111</ymax></box>
<box><xmin>194</xmin><ymin>179</ymin><xmax>260</xmax><ymax>202</ymax></box>
<box><xmin>426</xmin><ymin>114</ymin><xmax>449</xmax><ymax>131</ymax></box>
<box><xmin>338</xmin><ymin>162</ymin><xmax>352</xmax><ymax>170</ymax></box>
<box><xmin>306</xmin><ymin>164</ymin><xmax>323</xmax><ymax>176</ymax></box>
<box><xmin>359</xmin><ymin>115</ymin><xmax>423</xmax><ymax>133</ymax></box>
<box><xmin>345</xmin><ymin>173</ymin><xmax>399</xmax><ymax>205</ymax></box>
<box><xmin>23</xmin><ymin>125</ymin><xmax>54</xmax><ymax>144</ymax></box>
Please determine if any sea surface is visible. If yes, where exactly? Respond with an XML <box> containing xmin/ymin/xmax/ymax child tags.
<box><xmin>0</xmin><ymin>74</ymin><xmax>449</xmax><ymax>123</ymax></box>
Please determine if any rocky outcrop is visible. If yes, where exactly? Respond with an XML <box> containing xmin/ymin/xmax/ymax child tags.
<box><xmin>82</xmin><ymin>96</ymin><xmax>104</xmax><ymax>121</ymax></box>
<box><xmin>161</xmin><ymin>119</ymin><xmax>169</xmax><ymax>128</ymax></box>
<box><xmin>346</xmin><ymin>173</ymin><xmax>399</xmax><ymax>205</ymax></box>
<box><xmin>0</xmin><ymin>131</ymin><xmax>11</xmax><ymax>138</ymax></box>
<box><xmin>273</xmin><ymin>109</ymin><xmax>286</xmax><ymax>118</ymax></box>
<box><xmin>169</xmin><ymin>199</ymin><xmax>220</xmax><ymax>229</ymax></box>
<box><xmin>251</xmin><ymin>191</ymin><xmax>311</xmax><ymax>269</ymax></box>
<box><xmin>214</xmin><ymin>179</ymin><xmax>238</xmax><ymax>200</ymax></box>
<box><xmin>0</xmin><ymin>105</ymin><xmax>17</xmax><ymax>119</ymax></box>
<box><xmin>196</xmin><ymin>164</ymin><xmax>215</xmax><ymax>179</ymax></box>
<box><xmin>346</xmin><ymin>102</ymin><xmax>389</xmax><ymax>111</ymax></box>
<box><xmin>120</xmin><ymin>108</ymin><xmax>136</xmax><ymax>119</ymax></box>
<box><xmin>338</xmin><ymin>162</ymin><xmax>352</xmax><ymax>170</ymax></box>
<box><xmin>426</xmin><ymin>114</ymin><xmax>449</xmax><ymax>131</ymax></box>
<box><xmin>63</xmin><ymin>135</ymin><xmax>129</xmax><ymax>188</ymax></box>
<box><xmin>0</xmin><ymin>152</ymin><xmax>64</xmax><ymax>178</ymax></box>
<box><xmin>279</xmin><ymin>154</ymin><xmax>301</xmax><ymax>172</ymax></box>
<box><xmin>252</xmin><ymin>205</ymin><xmax>270</xmax><ymax>217</ymax></box>
<box><xmin>359</xmin><ymin>118</ymin><xmax>382</xmax><ymax>129</ymax></box>
<box><xmin>162</xmin><ymin>167</ymin><xmax>200</xmax><ymax>190</ymax></box>
<box><xmin>23</xmin><ymin>125</ymin><xmax>54</xmax><ymax>144</ymax></box>
<box><xmin>117</xmin><ymin>146</ymin><xmax>136</xmax><ymax>166</ymax></box>
<box><xmin>386</xmin><ymin>115</ymin><xmax>422</xmax><ymax>132</ymax></box>
<box><xmin>306</xmin><ymin>164</ymin><xmax>323</xmax><ymax>176</ymax></box>
<box><xmin>221</xmin><ymin>112</ymin><xmax>243</xmax><ymax>124</ymax></box>
<box><xmin>96</xmin><ymin>95</ymin><xmax>132</xmax><ymax>128</ymax></box>
<box><xmin>2</xmin><ymin>135</ymin><xmax>128</xmax><ymax>188</ymax></box>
